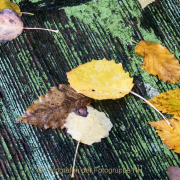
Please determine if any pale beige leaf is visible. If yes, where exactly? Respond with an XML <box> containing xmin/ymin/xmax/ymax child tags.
<box><xmin>64</xmin><ymin>106</ymin><xmax>113</xmax><ymax>145</ymax></box>
<box><xmin>138</xmin><ymin>0</ymin><xmax>155</xmax><ymax>9</ymax></box>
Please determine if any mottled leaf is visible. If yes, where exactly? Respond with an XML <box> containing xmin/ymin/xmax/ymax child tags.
<box><xmin>0</xmin><ymin>9</ymin><xmax>23</xmax><ymax>43</ymax></box>
<box><xmin>17</xmin><ymin>84</ymin><xmax>91</xmax><ymax>129</ymax></box>
<box><xmin>148</xmin><ymin>88</ymin><xmax>180</xmax><ymax>120</ymax></box>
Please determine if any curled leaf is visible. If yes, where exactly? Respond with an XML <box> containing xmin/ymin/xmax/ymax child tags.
<box><xmin>64</xmin><ymin>106</ymin><xmax>113</xmax><ymax>145</ymax></box>
<box><xmin>0</xmin><ymin>9</ymin><xmax>23</xmax><ymax>43</ymax></box>
<box><xmin>135</xmin><ymin>41</ymin><xmax>180</xmax><ymax>83</ymax></box>
<box><xmin>67</xmin><ymin>58</ymin><xmax>134</xmax><ymax>100</ymax></box>
<box><xmin>17</xmin><ymin>84</ymin><xmax>91</xmax><ymax>129</ymax></box>
<box><xmin>0</xmin><ymin>0</ymin><xmax>21</xmax><ymax>16</ymax></box>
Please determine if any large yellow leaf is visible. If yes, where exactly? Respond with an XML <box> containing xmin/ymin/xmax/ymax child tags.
<box><xmin>0</xmin><ymin>0</ymin><xmax>21</xmax><ymax>16</ymax></box>
<box><xmin>138</xmin><ymin>0</ymin><xmax>155</xmax><ymax>9</ymax></box>
<box><xmin>149</xmin><ymin>119</ymin><xmax>180</xmax><ymax>153</ymax></box>
<box><xmin>67</xmin><ymin>58</ymin><xmax>134</xmax><ymax>100</ymax></box>
<box><xmin>148</xmin><ymin>89</ymin><xmax>180</xmax><ymax>120</ymax></box>
<box><xmin>135</xmin><ymin>41</ymin><xmax>180</xmax><ymax>84</ymax></box>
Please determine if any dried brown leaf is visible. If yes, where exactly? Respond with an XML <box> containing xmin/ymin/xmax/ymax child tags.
<box><xmin>17</xmin><ymin>84</ymin><xmax>91</xmax><ymax>129</ymax></box>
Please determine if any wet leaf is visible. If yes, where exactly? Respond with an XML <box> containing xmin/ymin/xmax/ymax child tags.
<box><xmin>67</xmin><ymin>58</ymin><xmax>134</xmax><ymax>100</ymax></box>
<box><xmin>0</xmin><ymin>9</ymin><xmax>23</xmax><ymax>43</ymax></box>
<box><xmin>17</xmin><ymin>84</ymin><xmax>91</xmax><ymax>129</ymax></box>
<box><xmin>135</xmin><ymin>41</ymin><xmax>180</xmax><ymax>83</ymax></box>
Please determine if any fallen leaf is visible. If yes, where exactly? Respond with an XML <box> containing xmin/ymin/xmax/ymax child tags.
<box><xmin>138</xmin><ymin>0</ymin><xmax>155</xmax><ymax>9</ymax></box>
<box><xmin>149</xmin><ymin>119</ymin><xmax>180</xmax><ymax>153</ymax></box>
<box><xmin>135</xmin><ymin>41</ymin><xmax>180</xmax><ymax>83</ymax></box>
<box><xmin>0</xmin><ymin>9</ymin><xmax>23</xmax><ymax>43</ymax></box>
<box><xmin>0</xmin><ymin>0</ymin><xmax>21</xmax><ymax>16</ymax></box>
<box><xmin>64</xmin><ymin>106</ymin><xmax>113</xmax><ymax>145</ymax></box>
<box><xmin>67</xmin><ymin>58</ymin><xmax>134</xmax><ymax>100</ymax></box>
<box><xmin>167</xmin><ymin>166</ymin><xmax>180</xmax><ymax>180</ymax></box>
<box><xmin>148</xmin><ymin>88</ymin><xmax>180</xmax><ymax>120</ymax></box>
<box><xmin>17</xmin><ymin>84</ymin><xmax>91</xmax><ymax>129</ymax></box>
<box><xmin>0</xmin><ymin>9</ymin><xmax>58</xmax><ymax>43</ymax></box>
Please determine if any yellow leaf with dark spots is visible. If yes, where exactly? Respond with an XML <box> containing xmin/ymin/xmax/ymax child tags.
<box><xmin>148</xmin><ymin>88</ymin><xmax>180</xmax><ymax>120</ymax></box>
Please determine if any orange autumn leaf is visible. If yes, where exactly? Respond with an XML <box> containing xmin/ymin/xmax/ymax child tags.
<box><xmin>135</xmin><ymin>41</ymin><xmax>180</xmax><ymax>84</ymax></box>
<box><xmin>17</xmin><ymin>84</ymin><xmax>91</xmax><ymax>129</ymax></box>
<box><xmin>67</xmin><ymin>58</ymin><xmax>134</xmax><ymax>100</ymax></box>
<box><xmin>149</xmin><ymin>119</ymin><xmax>180</xmax><ymax>153</ymax></box>
<box><xmin>148</xmin><ymin>88</ymin><xmax>180</xmax><ymax>120</ymax></box>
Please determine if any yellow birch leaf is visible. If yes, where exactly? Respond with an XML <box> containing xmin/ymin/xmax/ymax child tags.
<box><xmin>149</xmin><ymin>119</ymin><xmax>180</xmax><ymax>153</ymax></box>
<box><xmin>148</xmin><ymin>88</ymin><xmax>180</xmax><ymax>120</ymax></box>
<box><xmin>135</xmin><ymin>41</ymin><xmax>180</xmax><ymax>84</ymax></box>
<box><xmin>138</xmin><ymin>0</ymin><xmax>155</xmax><ymax>9</ymax></box>
<box><xmin>67</xmin><ymin>58</ymin><xmax>134</xmax><ymax>100</ymax></box>
<box><xmin>0</xmin><ymin>0</ymin><xmax>21</xmax><ymax>16</ymax></box>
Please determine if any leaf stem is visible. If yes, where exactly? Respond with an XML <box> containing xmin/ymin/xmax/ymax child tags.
<box><xmin>130</xmin><ymin>91</ymin><xmax>173</xmax><ymax>128</ymax></box>
<box><xmin>23</xmin><ymin>27</ymin><xmax>58</xmax><ymax>33</ymax></box>
<box><xmin>71</xmin><ymin>141</ymin><xmax>80</xmax><ymax>178</ymax></box>
<box><xmin>21</xmin><ymin>12</ymin><xmax>34</xmax><ymax>15</ymax></box>
<box><xmin>131</xmin><ymin>37</ymin><xmax>138</xmax><ymax>44</ymax></box>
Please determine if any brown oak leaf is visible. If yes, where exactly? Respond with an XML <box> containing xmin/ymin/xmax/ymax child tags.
<box><xmin>17</xmin><ymin>84</ymin><xmax>91</xmax><ymax>129</ymax></box>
